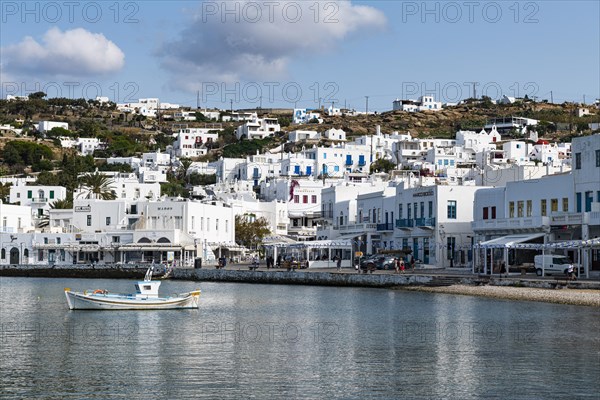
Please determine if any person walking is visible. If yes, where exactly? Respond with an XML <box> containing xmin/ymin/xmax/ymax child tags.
<box><xmin>336</xmin><ymin>255</ymin><xmax>342</xmax><ymax>271</ymax></box>
<box><xmin>395</xmin><ymin>258</ymin><xmax>400</xmax><ymax>274</ymax></box>
<box><xmin>400</xmin><ymin>259</ymin><xmax>406</xmax><ymax>274</ymax></box>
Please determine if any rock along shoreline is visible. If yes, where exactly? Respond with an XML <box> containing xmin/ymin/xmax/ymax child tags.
<box><xmin>1</xmin><ymin>265</ymin><xmax>598</xmax><ymax>307</ymax></box>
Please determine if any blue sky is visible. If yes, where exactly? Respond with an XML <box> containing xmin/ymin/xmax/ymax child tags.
<box><xmin>1</xmin><ymin>1</ymin><xmax>598</xmax><ymax>111</ymax></box>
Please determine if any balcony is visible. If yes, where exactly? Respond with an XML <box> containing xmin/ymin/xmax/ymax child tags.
<box><xmin>396</xmin><ymin>218</ymin><xmax>414</xmax><ymax>229</ymax></box>
<box><xmin>414</xmin><ymin>217</ymin><xmax>436</xmax><ymax>229</ymax></box>
<box><xmin>31</xmin><ymin>197</ymin><xmax>48</xmax><ymax>204</ymax></box>
<box><xmin>377</xmin><ymin>222</ymin><xmax>394</xmax><ymax>232</ymax></box>
<box><xmin>472</xmin><ymin>216</ymin><xmax>550</xmax><ymax>233</ymax></box>
<box><xmin>338</xmin><ymin>223</ymin><xmax>377</xmax><ymax>234</ymax></box>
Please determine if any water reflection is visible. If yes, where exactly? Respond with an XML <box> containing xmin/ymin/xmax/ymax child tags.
<box><xmin>1</xmin><ymin>277</ymin><xmax>598</xmax><ymax>399</ymax></box>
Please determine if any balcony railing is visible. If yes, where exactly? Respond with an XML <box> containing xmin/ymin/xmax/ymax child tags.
<box><xmin>377</xmin><ymin>222</ymin><xmax>394</xmax><ymax>231</ymax></box>
<box><xmin>396</xmin><ymin>218</ymin><xmax>414</xmax><ymax>228</ymax></box>
<box><xmin>472</xmin><ymin>216</ymin><xmax>549</xmax><ymax>232</ymax></box>
<box><xmin>338</xmin><ymin>223</ymin><xmax>377</xmax><ymax>233</ymax></box>
<box><xmin>31</xmin><ymin>197</ymin><xmax>48</xmax><ymax>203</ymax></box>
<box><xmin>415</xmin><ymin>217</ymin><xmax>436</xmax><ymax>228</ymax></box>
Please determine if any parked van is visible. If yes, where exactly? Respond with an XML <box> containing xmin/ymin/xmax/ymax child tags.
<box><xmin>534</xmin><ymin>255</ymin><xmax>581</xmax><ymax>276</ymax></box>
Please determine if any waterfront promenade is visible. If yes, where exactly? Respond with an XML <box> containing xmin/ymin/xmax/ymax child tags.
<box><xmin>1</xmin><ymin>262</ymin><xmax>598</xmax><ymax>306</ymax></box>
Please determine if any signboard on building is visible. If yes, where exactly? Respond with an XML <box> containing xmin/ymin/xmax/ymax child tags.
<box><xmin>74</xmin><ymin>206</ymin><xmax>91</xmax><ymax>212</ymax></box>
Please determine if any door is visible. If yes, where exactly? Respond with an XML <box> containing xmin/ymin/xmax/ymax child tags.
<box><xmin>9</xmin><ymin>247</ymin><xmax>19</xmax><ymax>264</ymax></box>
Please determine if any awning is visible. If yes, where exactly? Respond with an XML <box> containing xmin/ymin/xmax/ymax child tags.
<box><xmin>476</xmin><ymin>233</ymin><xmax>545</xmax><ymax>249</ymax></box>
<box><xmin>288</xmin><ymin>239</ymin><xmax>353</xmax><ymax>249</ymax></box>
<box><xmin>208</xmin><ymin>243</ymin><xmax>246</xmax><ymax>252</ymax></box>
<box><xmin>117</xmin><ymin>244</ymin><xmax>195</xmax><ymax>251</ymax></box>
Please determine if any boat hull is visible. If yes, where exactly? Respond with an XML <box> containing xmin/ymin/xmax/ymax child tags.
<box><xmin>65</xmin><ymin>290</ymin><xmax>200</xmax><ymax>310</ymax></box>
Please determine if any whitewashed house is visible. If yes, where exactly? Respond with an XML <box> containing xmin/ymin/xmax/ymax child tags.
<box><xmin>235</xmin><ymin>116</ymin><xmax>281</xmax><ymax>140</ymax></box>
<box><xmin>173</xmin><ymin>127</ymin><xmax>221</xmax><ymax>158</ymax></box>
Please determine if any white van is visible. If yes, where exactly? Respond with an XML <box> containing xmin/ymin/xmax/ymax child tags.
<box><xmin>534</xmin><ymin>255</ymin><xmax>581</xmax><ymax>276</ymax></box>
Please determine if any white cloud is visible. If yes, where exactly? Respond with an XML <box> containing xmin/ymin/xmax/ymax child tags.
<box><xmin>159</xmin><ymin>0</ymin><xmax>386</xmax><ymax>92</ymax></box>
<box><xmin>1</xmin><ymin>27</ymin><xmax>125</xmax><ymax>77</ymax></box>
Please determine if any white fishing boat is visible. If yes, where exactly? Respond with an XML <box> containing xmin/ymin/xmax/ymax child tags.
<box><xmin>64</xmin><ymin>268</ymin><xmax>200</xmax><ymax>310</ymax></box>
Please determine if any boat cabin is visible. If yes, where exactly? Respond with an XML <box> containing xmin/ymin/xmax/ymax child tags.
<box><xmin>135</xmin><ymin>281</ymin><xmax>161</xmax><ymax>298</ymax></box>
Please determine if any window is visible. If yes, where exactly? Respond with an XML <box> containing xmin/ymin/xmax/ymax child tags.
<box><xmin>428</xmin><ymin>201</ymin><xmax>433</xmax><ymax>218</ymax></box>
<box><xmin>576</xmin><ymin>193</ymin><xmax>582</xmax><ymax>212</ymax></box>
<box><xmin>311</xmin><ymin>195</ymin><xmax>317</xmax><ymax>203</ymax></box>
<box><xmin>420</xmin><ymin>202</ymin><xmax>424</xmax><ymax>218</ymax></box>
<box><xmin>407</xmin><ymin>204</ymin><xmax>412</xmax><ymax>220</ymax></box>
<box><xmin>216</xmin><ymin>219</ymin><xmax>219</xmax><ymax>231</ymax></box>
<box><xmin>1</xmin><ymin>249</ymin><xmax>4</xmax><ymax>259</ymax></box>
<box><xmin>207</xmin><ymin>218</ymin><xmax>210</xmax><ymax>232</ymax></box>
<box><xmin>294</xmin><ymin>195</ymin><xmax>299</xmax><ymax>203</ymax></box>
<box><xmin>201</xmin><ymin>217</ymin><xmax>204</xmax><ymax>231</ymax></box>
<box><xmin>413</xmin><ymin>203</ymin><xmax>418</xmax><ymax>219</ymax></box>
<box><xmin>87</xmin><ymin>215</ymin><xmax>92</xmax><ymax>226</ymax></box>
<box><xmin>303</xmin><ymin>195</ymin><xmax>308</xmax><ymax>204</ymax></box>
<box><xmin>509</xmin><ymin>202</ymin><xmax>515</xmax><ymax>218</ymax></box>
<box><xmin>575</xmin><ymin>152</ymin><xmax>581</xmax><ymax>169</ymax></box>
<box><xmin>596</xmin><ymin>149</ymin><xmax>600</xmax><ymax>167</ymax></box>
<box><xmin>447</xmin><ymin>200</ymin><xmax>457</xmax><ymax>219</ymax></box>
<box><xmin>517</xmin><ymin>201</ymin><xmax>524</xmax><ymax>218</ymax></box>
<box><xmin>562</xmin><ymin>198</ymin><xmax>569</xmax><ymax>212</ymax></box>
<box><xmin>491</xmin><ymin>206</ymin><xmax>496</xmax><ymax>219</ymax></box>
<box><xmin>50</xmin><ymin>190</ymin><xmax>55</xmax><ymax>199</ymax></box>
<box><xmin>541</xmin><ymin>199</ymin><xmax>547</xmax><ymax>216</ymax></box>
<box><xmin>483</xmin><ymin>208</ymin><xmax>489</xmax><ymax>220</ymax></box>
<box><xmin>56</xmin><ymin>237</ymin><xmax>60</xmax><ymax>244</ymax></box>
<box><xmin>551</xmin><ymin>198</ymin><xmax>558</xmax><ymax>212</ymax></box>
<box><xmin>112</xmin><ymin>236</ymin><xmax>120</xmax><ymax>243</ymax></box>
<box><xmin>27</xmin><ymin>190</ymin><xmax>32</xmax><ymax>199</ymax></box>
<box><xmin>398</xmin><ymin>204</ymin><xmax>403</xmax><ymax>219</ymax></box>
<box><xmin>106</xmin><ymin>217</ymin><xmax>111</xmax><ymax>226</ymax></box>
<box><xmin>526</xmin><ymin>200</ymin><xmax>532</xmax><ymax>217</ymax></box>
<box><xmin>225</xmin><ymin>220</ymin><xmax>228</xmax><ymax>233</ymax></box>
<box><xmin>191</xmin><ymin>216</ymin><xmax>195</xmax><ymax>230</ymax></box>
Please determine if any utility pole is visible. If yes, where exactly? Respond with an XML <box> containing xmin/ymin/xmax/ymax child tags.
<box><xmin>259</xmin><ymin>96</ymin><xmax>262</xmax><ymax>109</ymax></box>
<box><xmin>550</xmin><ymin>91</ymin><xmax>553</xmax><ymax>104</ymax></box>
<box><xmin>365</xmin><ymin>96</ymin><xmax>369</xmax><ymax>116</ymax></box>
<box><xmin>230</xmin><ymin>99</ymin><xmax>233</xmax><ymax>113</ymax></box>
<box><xmin>472</xmin><ymin>83</ymin><xmax>476</xmax><ymax>99</ymax></box>
<box><xmin>197</xmin><ymin>90</ymin><xmax>200</xmax><ymax>109</ymax></box>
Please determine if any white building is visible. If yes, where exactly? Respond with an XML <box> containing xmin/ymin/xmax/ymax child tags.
<box><xmin>37</xmin><ymin>121</ymin><xmax>68</xmax><ymax>133</ymax></box>
<box><xmin>292</xmin><ymin>109</ymin><xmax>323</xmax><ymax>124</ymax></box>
<box><xmin>395</xmin><ymin>183</ymin><xmax>485</xmax><ymax>268</ymax></box>
<box><xmin>9</xmin><ymin>185</ymin><xmax>67</xmax><ymax>221</ymax></box>
<box><xmin>74</xmin><ymin>173</ymin><xmax>160</xmax><ymax>201</ymax></box>
<box><xmin>173</xmin><ymin>127</ymin><xmax>221</xmax><ymax>158</ymax></box>
<box><xmin>288</xmin><ymin>130</ymin><xmax>320</xmax><ymax>143</ymax></box>
<box><xmin>235</xmin><ymin>116</ymin><xmax>281</xmax><ymax>140</ymax></box>
<box><xmin>60</xmin><ymin>137</ymin><xmax>103</xmax><ymax>156</ymax></box>
<box><xmin>393</xmin><ymin>95</ymin><xmax>442</xmax><ymax>112</ymax></box>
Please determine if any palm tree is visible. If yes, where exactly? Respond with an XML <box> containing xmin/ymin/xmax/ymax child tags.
<box><xmin>36</xmin><ymin>198</ymin><xmax>75</xmax><ymax>229</ymax></box>
<box><xmin>78</xmin><ymin>172</ymin><xmax>117</xmax><ymax>200</ymax></box>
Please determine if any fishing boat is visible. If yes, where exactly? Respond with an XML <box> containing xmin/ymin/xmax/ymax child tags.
<box><xmin>64</xmin><ymin>268</ymin><xmax>200</xmax><ymax>310</ymax></box>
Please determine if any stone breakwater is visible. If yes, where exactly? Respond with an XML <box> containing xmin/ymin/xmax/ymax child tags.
<box><xmin>0</xmin><ymin>264</ymin><xmax>148</xmax><ymax>279</ymax></box>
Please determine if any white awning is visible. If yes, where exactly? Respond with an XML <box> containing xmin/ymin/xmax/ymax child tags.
<box><xmin>477</xmin><ymin>233</ymin><xmax>545</xmax><ymax>249</ymax></box>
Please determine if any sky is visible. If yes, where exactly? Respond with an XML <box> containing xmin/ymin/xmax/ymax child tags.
<box><xmin>1</xmin><ymin>0</ymin><xmax>599</xmax><ymax>112</ymax></box>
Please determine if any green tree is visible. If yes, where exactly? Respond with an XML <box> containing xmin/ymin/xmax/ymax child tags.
<box><xmin>370</xmin><ymin>158</ymin><xmax>396</xmax><ymax>173</ymax></box>
<box><xmin>235</xmin><ymin>215</ymin><xmax>271</xmax><ymax>250</ymax></box>
<box><xmin>78</xmin><ymin>172</ymin><xmax>117</xmax><ymax>200</ymax></box>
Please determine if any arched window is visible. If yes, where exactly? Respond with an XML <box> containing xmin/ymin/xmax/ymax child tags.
<box><xmin>1</xmin><ymin>248</ymin><xmax>5</xmax><ymax>259</ymax></box>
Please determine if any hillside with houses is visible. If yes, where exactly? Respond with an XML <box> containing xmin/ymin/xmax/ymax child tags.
<box><xmin>0</xmin><ymin>93</ymin><xmax>599</xmax><ymax>273</ymax></box>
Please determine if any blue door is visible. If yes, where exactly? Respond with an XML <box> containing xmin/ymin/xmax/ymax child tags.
<box><xmin>306</xmin><ymin>166</ymin><xmax>312</xmax><ymax>175</ymax></box>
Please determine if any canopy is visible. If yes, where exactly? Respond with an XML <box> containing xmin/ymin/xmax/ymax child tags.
<box><xmin>476</xmin><ymin>233</ymin><xmax>545</xmax><ymax>249</ymax></box>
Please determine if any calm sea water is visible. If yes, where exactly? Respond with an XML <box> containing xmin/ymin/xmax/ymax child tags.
<box><xmin>0</xmin><ymin>277</ymin><xmax>598</xmax><ymax>399</ymax></box>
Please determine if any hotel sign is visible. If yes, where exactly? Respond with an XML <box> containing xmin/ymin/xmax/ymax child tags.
<box><xmin>74</xmin><ymin>206</ymin><xmax>91</xmax><ymax>212</ymax></box>
<box><xmin>413</xmin><ymin>191</ymin><xmax>433</xmax><ymax>197</ymax></box>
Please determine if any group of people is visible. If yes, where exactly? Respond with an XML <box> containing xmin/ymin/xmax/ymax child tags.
<box><xmin>394</xmin><ymin>257</ymin><xmax>415</xmax><ymax>274</ymax></box>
